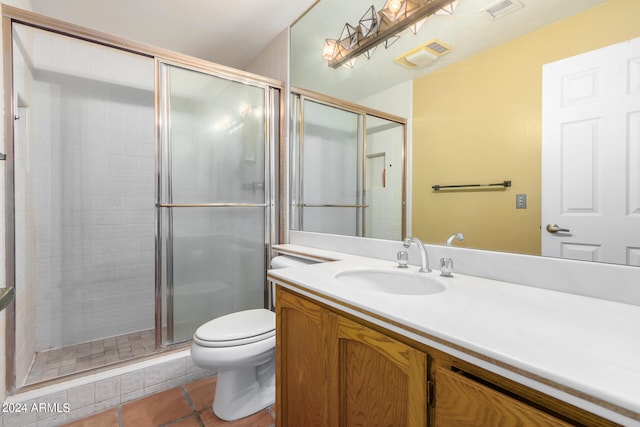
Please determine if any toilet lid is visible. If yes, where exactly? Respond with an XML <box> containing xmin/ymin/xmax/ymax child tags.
<box><xmin>193</xmin><ymin>309</ymin><xmax>275</xmax><ymax>347</ymax></box>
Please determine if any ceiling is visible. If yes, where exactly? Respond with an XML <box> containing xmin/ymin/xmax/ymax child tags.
<box><xmin>20</xmin><ymin>0</ymin><xmax>317</xmax><ymax>69</ymax></box>
<box><xmin>291</xmin><ymin>0</ymin><xmax>607</xmax><ymax>101</ymax></box>
<box><xmin>5</xmin><ymin>0</ymin><xmax>608</xmax><ymax>99</ymax></box>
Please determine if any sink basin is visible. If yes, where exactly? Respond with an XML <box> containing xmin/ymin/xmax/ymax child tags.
<box><xmin>334</xmin><ymin>268</ymin><xmax>446</xmax><ymax>295</ymax></box>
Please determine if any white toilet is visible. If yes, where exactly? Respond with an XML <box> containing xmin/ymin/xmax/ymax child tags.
<box><xmin>190</xmin><ymin>255</ymin><xmax>314</xmax><ymax>421</ymax></box>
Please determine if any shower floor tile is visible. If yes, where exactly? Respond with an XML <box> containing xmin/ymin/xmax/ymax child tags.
<box><xmin>26</xmin><ymin>329</ymin><xmax>156</xmax><ymax>385</ymax></box>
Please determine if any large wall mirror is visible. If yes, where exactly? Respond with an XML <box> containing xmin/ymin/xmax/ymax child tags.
<box><xmin>290</xmin><ymin>0</ymin><xmax>640</xmax><ymax>267</ymax></box>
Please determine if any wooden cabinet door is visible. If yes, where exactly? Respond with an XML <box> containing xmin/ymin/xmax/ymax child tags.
<box><xmin>276</xmin><ymin>289</ymin><xmax>337</xmax><ymax>427</ymax></box>
<box><xmin>435</xmin><ymin>367</ymin><xmax>573</xmax><ymax>426</ymax></box>
<box><xmin>335</xmin><ymin>315</ymin><xmax>428</xmax><ymax>427</ymax></box>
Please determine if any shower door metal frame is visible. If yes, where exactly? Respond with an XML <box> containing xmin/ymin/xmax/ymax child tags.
<box><xmin>156</xmin><ymin>59</ymin><xmax>277</xmax><ymax>345</ymax></box>
<box><xmin>2</xmin><ymin>7</ymin><xmax>17</xmax><ymax>395</ymax></box>
<box><xmin>2</xmin><ymin>4</ymin><xmax>282</xmax><ymax>392</ymax></box>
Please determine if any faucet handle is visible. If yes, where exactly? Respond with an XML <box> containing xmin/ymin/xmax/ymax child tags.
<box><xmin>397</xmin><ymin>251</ymin><xmax>409</xmax><ymax>268</ymax></box>
<box><xmin>440</xmin><ymin>257</ymin><xmax>454</xmax><ymax>277</ymax></box>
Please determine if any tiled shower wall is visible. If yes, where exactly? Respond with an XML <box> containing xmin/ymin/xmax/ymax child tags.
<box><xmin>23</xmin><ymin>27</ymin><xmax>156</xmax><ymax>351</ymax></box>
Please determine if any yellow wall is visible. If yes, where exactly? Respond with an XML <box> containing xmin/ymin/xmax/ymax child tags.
<box><xmin>412</xmin><ymin>0</ymin><xmax>640</xmax><ymax>255</ymax></box>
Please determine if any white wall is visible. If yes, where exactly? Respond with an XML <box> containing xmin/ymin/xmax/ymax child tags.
<box><xmin>357</xmin><ymin>80</ymin><xmax>413</xmax><ymax>118</ymax></box>
<box><xmin>244</xmin><ymin>29</ymin><xmax>289</xmax><ymax>82</ymax></box>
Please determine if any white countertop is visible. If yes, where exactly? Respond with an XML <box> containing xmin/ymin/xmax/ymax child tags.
<box><xmin>268</xmin><ymin>245</ymin><xmax>640</xmax><ymax>426</ymax></box>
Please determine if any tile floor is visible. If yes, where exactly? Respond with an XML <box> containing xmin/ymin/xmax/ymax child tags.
<box><xmin>27</xmin><ymin>330</ymin><xmax>156</xmax><ymax>385</ymax></box>
<box><xmin>63</xmin><ymin>376</ymin><xmax>275</xmax><ymax>427</ymax></box>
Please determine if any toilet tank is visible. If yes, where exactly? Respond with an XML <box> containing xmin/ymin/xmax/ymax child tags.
<box><xmin>270</xmin><ymin>255</ymin><xmax>317</xmax><ymax>269</ymax></box>
<box><xmin>268</xmin><ymin>255</ymin><xmax>318</xmax><ymax>308</ymax></box>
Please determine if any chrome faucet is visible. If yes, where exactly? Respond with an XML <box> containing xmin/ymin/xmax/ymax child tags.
<box><xmin>403</xmin><ymin>237</ymin><xmax>432</xmax><ymax>273</ymax></box>
<box><xmin>446</xmin><ymin>232</ymin><xmax>464</xmax><ymax>246</ymax></box>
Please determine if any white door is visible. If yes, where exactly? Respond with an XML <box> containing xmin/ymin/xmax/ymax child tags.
<box><xmin>542</xmin><ymin>37</ymin><xmax>640</xmax><ymax>265</ymax></box>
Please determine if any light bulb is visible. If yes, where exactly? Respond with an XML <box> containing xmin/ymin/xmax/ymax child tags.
<box><xmin>390</xmin><ymin>0</ymin><xmax>402</xmax><ymax>12</ymax></box>
<box><xmin>381</xmin><ymin>0</ymin><xmax>406</xmax><ymax>22</ymax></box>
<box><xmin>322</xmin><ymin>39</ymin><xmax>337</xmax><ymax>60</ymax></box>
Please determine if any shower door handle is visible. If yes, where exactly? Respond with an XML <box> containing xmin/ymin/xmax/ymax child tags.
<box><xmin>157</xmin><ymin>203</ymin><xmax>268</xmax><ymax>208</ymax></box>
<box><xmin>301</xmin><ymin>204</ymin><xmax>370</xmax><ymax>208</ymax></box>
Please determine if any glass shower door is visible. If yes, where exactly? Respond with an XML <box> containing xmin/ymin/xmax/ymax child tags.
<box><xmin>159</xmin><ymin>64</ymin><xmax>270</xmax><ymax>344</ymax></box>
<box><xmin>364</xmin><ymin>116</ymin><xmax>404</xmax><ymax>240</ymax></box>
<box><xmin>295</xmin><ymin>99</ymin><xmax>364</xmax><ymax>236</ymax></box>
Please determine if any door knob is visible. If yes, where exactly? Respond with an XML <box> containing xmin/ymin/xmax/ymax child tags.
<box><xmin>546</xmin><ymin>224</ymin><xmax>570</xmax><ymax>234</ymax></box>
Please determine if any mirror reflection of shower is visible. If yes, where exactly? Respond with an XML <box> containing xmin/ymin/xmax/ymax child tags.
<box><xmin>290</xmin><ymin>91</ymin><xmax>406</xmax><ymax>240</ymax></box>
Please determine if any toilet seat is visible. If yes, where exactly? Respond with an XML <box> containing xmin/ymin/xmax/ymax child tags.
<box><xmin>193</xmin><ymin>308</ymin><xmax>275</xmax><ymax>348</ymax></box>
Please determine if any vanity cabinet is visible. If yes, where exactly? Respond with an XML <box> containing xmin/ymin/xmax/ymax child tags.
<box><xmin>275</xmin><ymin>287</ymin><xmax>618</xmax><ymax>427</ymax></box>
<box><xmin>276</xmin><ymin>287</ymin><xmax>335</xmax><ymax>426</ymax></box>
<box><xmin>276</xmin><ymin>288</ymin><xmax>427</xmax><ymax>427</ymax></box>
<box><xmin>434</xmin><ymin>367</ymin><xmax>572</xmax><ymax>426</ymax></box>
<box><xmin>334</xmin><ymin>313</ymin><xmax>427</xmax><ymax>426</ymax></box>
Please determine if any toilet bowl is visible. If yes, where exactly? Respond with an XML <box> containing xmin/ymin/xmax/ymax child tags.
<box><xmin>190</xmin><ymin>255</ymin><xmax>315</xmax><ymax>421</ymax></box>
<box><xmin>191</xmin><ymin>309</ymin><xmax>276</xmax><ymax>421</ymax></box>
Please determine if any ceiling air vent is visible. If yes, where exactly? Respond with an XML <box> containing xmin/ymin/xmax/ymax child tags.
<box><xmin>482</xmin><ymin>0</ymin><xmax>524</xmax><ymax>20</ymax></box>
<box><xmin>425</xmin><ymin>41</ymin><xmax>450</xmax><ymax>55</ymax></box>
<box><xmin>395</xmin><ymin>39</ymin><xmax>452</xmax><ymax>69</ymax></box>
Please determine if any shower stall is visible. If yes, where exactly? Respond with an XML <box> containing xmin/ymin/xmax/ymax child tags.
<box><xmin>4</xmin><ymin>10</ymin><xmax>278</xmax><ymax>389</ymax></box>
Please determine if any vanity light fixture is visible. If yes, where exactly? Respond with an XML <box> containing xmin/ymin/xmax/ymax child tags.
<box><xmin>322</xmin><ymin>39</ymin><xmax>338</xmax><ymax>60</ymax></box>
<box><xmin>322</xmin><ymin>0</ymin><xmax>459</xmax><ymax>69</ymax></box>
<box><xmin>343</xmin><ymin>58</ymin><xmax>357</xmax><ymax>68</ymax></box>
<box><xmin>360</xmin><ymin>5</ymin><xmax>381</xmax><ymax>37</ymax></box>
<box><xmin>363</xmin><ymin>45</ymin><xmax>377</xmax><ymax>60</ymax></box>
<box><xmin>339</xmin><ymin>23</ymin><xmax>360</xmax><ymax>50</ymax></box>
<box><xmin>435</xmin><ymin>0</ymin><xmax>459</xmax><ymax>15</ymax></box>
<box><xmin>407</xmin><ymin>18</ymin><xmax>427</xmax><ymax>35</ymax></box>
<box><xmin>380</xmin><ymin>0</ymin><xmax>421</xmax><ymax>22</ymax></box>
<box><xmin>384</xmin><ymin>34</ymin><xmax>401</xmax><ymax>49</ymax></box>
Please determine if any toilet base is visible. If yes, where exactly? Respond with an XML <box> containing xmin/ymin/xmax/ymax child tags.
<box><xmin>213</xmin><ymin>358</ymin><xmax>275</xmax><ymax>421</ymax></box>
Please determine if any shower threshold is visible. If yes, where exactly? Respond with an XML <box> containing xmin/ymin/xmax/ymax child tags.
<box><xmin>25</xmin><ymin>329</ymin><xmax>156</xmax><ymax>386</ymax></box>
